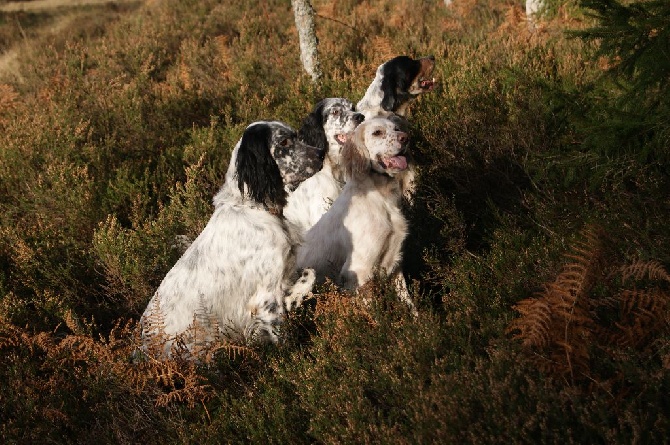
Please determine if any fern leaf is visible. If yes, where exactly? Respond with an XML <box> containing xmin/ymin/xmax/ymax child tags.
<box><xmin>620</xmin><ymin>260</ymin><xmax>670</xmax><ymax>284</ymax></box>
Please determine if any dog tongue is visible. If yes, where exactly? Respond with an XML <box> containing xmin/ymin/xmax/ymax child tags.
<box><xmin>385</xmin><ymin>156</ymin><xmax>407</xmax><ymax>170</ymax></box>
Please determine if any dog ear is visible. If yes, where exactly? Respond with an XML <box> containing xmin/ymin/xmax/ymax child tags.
<box><xmin>341</xmin><ymin>133</ymin><xmax>369</xmax><ymax>179</ymax></box>
<box><xmin>298</xmin><ymin>106</ymin><xmax>328</xmax><ymax>151</ymax></box>
<box><xmin>380</xmin><ymin>73</ymin><xmax>399</xmax><ymax>112</ymax></box>
<box><xmin>381</xmin><ymin>56</ymin><xmax>420</xmax><ymax>112</ymax></box>
<box><xmin>235</xmin><ymin>124</ymin><xmax>287</xmax><ymax>207</ymax></box>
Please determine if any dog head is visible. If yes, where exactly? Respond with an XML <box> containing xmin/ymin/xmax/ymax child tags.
<box><xmin>235</xmin><ymin>121</ymin><xmax>325</xmax><ymax>207</ymax></box>
<box><xmin>299</xmin><ymin>98</ymin><xmax>365</xmax><ymax>166</ymax></box>
<box><xmin>379</xmin><ymin>55</ymin><xmax>436</xmax><ymax>115</ymax></box>
<box><xmin>342</xmin><ymin>117</ymin><xmax>410</xmax><ymax>179</ymax></box>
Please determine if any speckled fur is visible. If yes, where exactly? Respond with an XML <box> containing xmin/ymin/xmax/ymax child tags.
<box><xmin>284</xmin><ymin>98</ymin><xmax>364</xmax><ymax>235</ymax></box>
<box><xmin>141</xmin><ymin>121</ymin><xmax>322</xmax><ymax>358</ymax></box>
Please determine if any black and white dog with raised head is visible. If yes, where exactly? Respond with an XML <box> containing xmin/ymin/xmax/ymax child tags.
<box><xmin>356</xmin><ymin>55</ymin><xmax>436</xmax><ymax>120</ymax></box>
<box><xmin>141</xmin><ymin>121</ymin><xmax>324</xmax><ymax>358</ymax></box>
<box><xmin>284</xmin><ymin>98</ymin><xmax>365</xmax><ymax>235</ymax></box>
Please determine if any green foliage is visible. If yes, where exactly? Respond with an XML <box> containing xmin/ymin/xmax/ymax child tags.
<box><xmin>571</xmin><ymin>0</ymin><xmax>670</xmax><ymax>162</ymax></box>
<box><xmin>0</xmin><ymin>0</ymin><xmax>669</xmax><ymax>443</ymax></box>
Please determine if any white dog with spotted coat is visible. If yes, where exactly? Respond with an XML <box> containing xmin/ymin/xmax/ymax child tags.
<box><xmin>141</xmin><ymin>121</ymin><xmax>323</xmax><ymax>358</ymax></box>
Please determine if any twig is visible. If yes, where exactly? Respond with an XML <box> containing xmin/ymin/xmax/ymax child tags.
<box><xmin>315</xmin><ymin>13</ymin><xmax>361</xmax><ymax>35</ymax></box>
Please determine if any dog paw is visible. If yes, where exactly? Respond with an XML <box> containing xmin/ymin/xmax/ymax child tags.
<box><xmin>284</xmin><ymin>268</ymin><xmax>316</xmax><ymax>311</ymax></box>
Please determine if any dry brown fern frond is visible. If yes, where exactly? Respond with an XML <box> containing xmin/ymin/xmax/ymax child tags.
<box><xmin>604</xmin><ymin>287</ymin><xmax>670</xmax><ymax>349</ymax></box>
<box><xmin>508</xmin><ymin>297</ymin><xmax>552</xmax><ymax>348</ymax></box>
<box><xmin>619</xmin><ymin>260</ymin><xmax>670</xmax><ymax>284</ymax></box>
<box><xmin>559</xmin><ymin>225</ymin><xmax>606</xmax><ymax>302</ymax></box>
<box><xmin>207</xmin><ymin>343</ymin><xmax>260</xmax><ymax>364</ymax></box>
<box><xmin>141</xmin><ymin>296</ymin><xmax>171</xmax><ymax>359</ymax></box>
<box><xmin>510</xmin><ymin>223</ymin><xmax>670</xmax><ymax>389</ymax></box>
<box><xmin>155</xmin><ymin>382</ymin><xmax>213</xmax><ymax>409</ymax></box>
<box><xmin>132</xmin><ymin>343</ymin><xmax>215</xmax><ymax>409</ymax></box>
<box><xmin>508</xmin><ymin>225</ymin><xmax>606</xmax><ymax>382</ymax></box>
<box><xmin>594</xmin><ymin>260</ymin><xmax>670</xmax><ymax>352</ymax></box>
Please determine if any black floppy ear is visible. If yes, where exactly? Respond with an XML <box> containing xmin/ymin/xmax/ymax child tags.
<box><xmin>235</xmin><ymin>124</ymin><xmax>287</xmax><ymax>207</ymax></box>
<box><xmin>298</xmin><ymin>103</ymin><xmax>328</xmax><ymax>150</ymax></box>
<box><xmin>380</xmin><ymin>73</ymin><xmax>399</xmax><ymax>112</ymax></box>
<box><xmin>380</xmin><ymin>56</ymin><xmax>421</xmax><ymax>112</ymax></box>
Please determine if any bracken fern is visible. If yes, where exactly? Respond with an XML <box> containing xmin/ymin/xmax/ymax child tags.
<box><xmin>509</xmin><ymin>225</ymin><xmax>670</xmax><ymax>387</ymax></box>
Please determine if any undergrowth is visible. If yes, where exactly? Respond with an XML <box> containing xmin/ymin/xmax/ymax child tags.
<box><xmin>0</xmin><ymin>0</ymin><xmax>668</xmax><ymax>443</ymax></box>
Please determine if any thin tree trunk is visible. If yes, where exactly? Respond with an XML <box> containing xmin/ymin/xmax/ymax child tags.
<box><xmin>291</xmin><ymin>0</ymin><xmax>322</xmax><ymax>83</ymax></box>
<box><xmin>526</xmin><ymin>0</ymin><xmax>544</xmax><ymax>30</ymax></box>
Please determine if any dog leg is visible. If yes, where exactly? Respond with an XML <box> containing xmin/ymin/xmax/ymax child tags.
<box><xmin>284</xmin><ymin>268</ymin><xmax>316</xmax><ymax>311</ymax></box>
<box><xmin>393</xmin><ymin>271</ymin><xmax>418</xmax><ymax>317</ymax></box>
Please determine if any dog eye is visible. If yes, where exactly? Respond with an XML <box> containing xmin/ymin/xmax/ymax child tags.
<box><xmin>331</xmin><ymin>109</ymin><xmax>341</xmax><ymax>116</ymax></box>
<box><xmin>372</xmin><ymin>129</ymin><xmax>383</xmax><ymax>136</ymax></box>
<box><xmin>280</xmin><ymin>138</ymin><xmax>292</xmax><ymax>147</ymax></box>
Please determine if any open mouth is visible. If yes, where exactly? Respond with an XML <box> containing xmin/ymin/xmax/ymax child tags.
<box><xmin>419</xmin><ymin>77</ymin><xmax>436</xmax><ymax>91</ymax></box>
<box><xmin>379</xmin><ymin>155</ymin><xmax>408</xmax><ymax>171</ymax></box>
<box><xmin>335</xmin><ymin>134</ymin><xmax>347</xmax><ymax>144</ymax></box>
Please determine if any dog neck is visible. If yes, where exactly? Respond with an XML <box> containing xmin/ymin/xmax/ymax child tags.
<box><xmin>247</xmin><ymin>198</ymin><xmax>283</xmax><ymax>218</ymax></box>
<box><xmin>351</xmin><ymin>168</ymin><xmax>403</xmax><ymax>201</ymax></box>
<box><xmin>266</xmin><ymin>205</ymin><xmax>283</xmax><ymax>218</ymax></box>
<box><xmin>328</xmin><ymin>158</ymin><xmax>346</xmax><ymax>185</ymax></box>
<box><xmin>356</xmin><ymin>69</ymin><xmax>385</xmax><ymax>118</ymax></box>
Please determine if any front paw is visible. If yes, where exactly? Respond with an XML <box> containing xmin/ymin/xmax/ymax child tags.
<box><xmin>284</xmin><ymin>268</ymin><xmax>316</xmax><ymax>311</ymax></box>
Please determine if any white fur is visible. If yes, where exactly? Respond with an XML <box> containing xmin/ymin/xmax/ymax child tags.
<box><xmin>297</xmin><ymin>117</ymin><xmax>417</xmax><ymax>314</ymax></box>
<box><xmin>356</xmin><ymin>64</ymin><xmax>389</xmax><ymax>120</ymax></box>
<box><xmin>141</xmin><ymin>121</ymin><xmax>321</xmax><ymax>358</ymax></box>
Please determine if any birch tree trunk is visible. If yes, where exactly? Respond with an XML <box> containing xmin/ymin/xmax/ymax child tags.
<box><xmin>291</xmin><ymin>0</ymin><xmax>322</xmax><ymax>83</ymax></box>
<box><xmin>526</xmin><ymin>0</ymin><xmax>544</xmax><ymax>30</ymax></box>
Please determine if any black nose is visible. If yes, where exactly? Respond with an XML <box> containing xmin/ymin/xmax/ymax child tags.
<box><xmin>353</xmin><ymin>113</ymin><xmax>365</xmax><ymax>124</ymax></box>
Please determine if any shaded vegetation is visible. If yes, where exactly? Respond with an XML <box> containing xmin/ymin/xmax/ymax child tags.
<box><xmin>0</xmin><ymin>0</ymin><xmax>668</xmax><ymax>443</ymax></box>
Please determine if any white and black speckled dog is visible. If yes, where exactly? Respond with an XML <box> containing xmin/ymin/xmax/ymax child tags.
<box><xmin>141</xmin><ymin>121</ymin><xmax>324</xmax><ymax>357</ymax></box>
<box><xmin>297</xmin><ymin>117</ymin><xmax>417</xmax><ymax>315</ymax></box>
<box><xmin>284</xmin><ymin>98</ymin><xmax>365</xmax><ymax>235</ymax></box>
<box><xmin>356</xmin><ymin>55</ymin><xmax>436</xmax><ymax>120</ymax></box>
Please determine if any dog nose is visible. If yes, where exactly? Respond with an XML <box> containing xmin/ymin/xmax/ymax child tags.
<box><xmin>397</xmin><ymin>132</ymin><xmax>409</xmax><ymax>144</ymax></box>
<box><xmin>353</xmin><ymin>113</ymin><xmax>365</xmax><ymax>124</ymax></box>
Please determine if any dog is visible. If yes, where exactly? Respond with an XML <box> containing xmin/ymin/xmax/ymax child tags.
<box><xmin>356</xmin><ymin>55</ymin><xmax>436</xmax><ymax>120</ymax></box>
<box><xmin>284</xmin><ymin>98</ymin><xmax>365</xmax><ymax>235</ymax></box>
<box><xmin>356</xmin><ymin>55</ymin><xmax>436</xmax><ymax>202</ymax></box>
<box><xmin>296</xmin><ymin>117</ymin><xmax>417</xmax><ymax>315</ymax></box>
<box><xmin>141</xmin><ymin>121</ymin><xmax>324</xmax><ymax>358</ymax></box>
